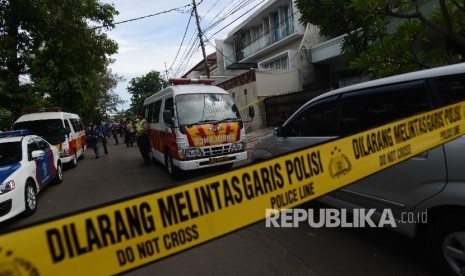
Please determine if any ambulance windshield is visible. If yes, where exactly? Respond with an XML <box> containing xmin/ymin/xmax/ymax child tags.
<box><xmin>176</xmin><ymin>93</ymin><xmax>241</xmax><ymax>126</ymax></box>
<box><xmin>14</xmin><ymin>119</ymin><xmax>66</xmax><ymax>145</ymax></box>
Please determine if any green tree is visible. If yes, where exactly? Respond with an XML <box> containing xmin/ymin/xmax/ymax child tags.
<box><xmin>0</xmin><ymin>107</ymin><xmax>13</xmax><ymax>130</ymax></box>
<box><xmin>296</xmin><ymin>0</ymin><xmax>465</xmax><ymax>78</ymax></box>
<box><xmin>0</xmin><ymin>0</ymin><xmax>119</xmax><ymax>118</ymax></box>
<box><xmin>127</xmin><ymin>71</ymin><xmax>167</xmax><ymax>116</ymax></box>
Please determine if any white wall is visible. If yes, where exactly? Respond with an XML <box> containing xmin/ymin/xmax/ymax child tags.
<box><xmin>255</xmin><ymin>69</ymin><xmax>300</xmax><ymax>97</ymax></box>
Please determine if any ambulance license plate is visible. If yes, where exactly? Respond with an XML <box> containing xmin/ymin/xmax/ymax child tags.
<box><xmin>209</xmin><ymin>156</ymin><xmax>229</xmax><ymax>164</ymax></box>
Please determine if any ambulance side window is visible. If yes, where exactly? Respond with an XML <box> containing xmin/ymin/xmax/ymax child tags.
<box><xmin>153</xmin><ymin>100</ymin><xmax>162</xmax><ymax>123</ymax></box>
<box><xmin>65</xmin><ymin>119</ymin><xmax>73</xmax><ymax>132</ymax></box>
<box><xmin>164</xmin><ymin>98</ymin><xmax>174</xmax><ymax>120</ymax></box>
<box><xmin>147</xmin><ymin>103</ymin><xmax>155</xmax><ymax>123</ymax></box>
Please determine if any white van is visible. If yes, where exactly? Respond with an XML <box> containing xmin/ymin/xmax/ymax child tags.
<box><xmin>14</xmin><ymin>109</ymin><xmax>87</xmax><ymax>167</ymax></box>
<box><xmin>143</xmin><ymin>78</ymin><xmax>254</xmax><ymax>177</ymax></box>
<box><xmin>252</xmin><ymin>63</ymin><xmax>465</xmax><ymax>275</ymax></box>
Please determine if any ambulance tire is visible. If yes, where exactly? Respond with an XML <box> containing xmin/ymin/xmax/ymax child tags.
<box><xmin>53</xmin><ymin>162</ymin><xmax>63</xmax><ymax>184</ymax></box>
<box><xmin>69</xmin><ymin>152</ymin><xmax>78</xmax><ymax>168</ymax></box>
<box><xmin>22</xmin><ymin>180</ymin><xmax>37</xmax><ymax>217</ymax></box>
<box><xmin>164</xmin><ymin>151</ymin><xmax>181</xmax><ymax>178</ymax></box>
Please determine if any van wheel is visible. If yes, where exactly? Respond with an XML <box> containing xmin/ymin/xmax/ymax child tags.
<box><xmin>53</xmin><ymin>162</ymin><xmax>63</xmax><ymax>184</ymax></box>
<box><xmin>426</xmin><ymin>214</ymin><xmax>465</xmax><ymax>275</ymax></box>
<box><xmin>164</xmin><ymin>151</ymin><xmax>180</xmax><ymax>178</ymax></box>
<box><xmin>69</xmin><ymin>152</ymin><xmax>78</xmax><ymax>168</ymax></box>
<box><xmin>23</xmin><ymin>180</ymin><xmax>37</xmax><ymax>217</ymax></box>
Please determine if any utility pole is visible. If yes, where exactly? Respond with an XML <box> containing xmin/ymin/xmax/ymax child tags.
<box><xmin>192</xmin><ymin>0</ymin><xmax>210</xmax><ymax>78</ymax></box>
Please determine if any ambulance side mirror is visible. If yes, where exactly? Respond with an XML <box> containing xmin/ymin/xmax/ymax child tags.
<box><xmin>248</xmin><ymin>106</ymin><xmax>255</xmax><ymax>118</ymax></box>
<box><xmin>163</xmin><ymin>110</ymin><xmax>174</xmax><ymax>125</ymax></box>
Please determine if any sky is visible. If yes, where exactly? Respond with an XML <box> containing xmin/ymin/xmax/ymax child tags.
<box><xmin>99</xmin><ymin>0</ymin><xmax>267</xmax><ymax>111</ymax></box>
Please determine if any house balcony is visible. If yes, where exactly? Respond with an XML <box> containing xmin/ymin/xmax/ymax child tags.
<box><xmin>225</xmin><ymin>30</ymin><xmax>302</xmax><ymax>69</ymax></box>
<box><xmin>310</xmin><ymin>33</ymin><xmax>347</xmax><ymax>63</ymax></box>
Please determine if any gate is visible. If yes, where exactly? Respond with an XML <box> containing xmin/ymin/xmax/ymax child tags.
<box><xmin>264</xmin><ymin>88</ymin><xmax>328</xmax><ymax>127</ymax></box>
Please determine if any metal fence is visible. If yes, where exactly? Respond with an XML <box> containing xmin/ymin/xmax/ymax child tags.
<box><xmin>263</xmin><ymin>88</ymin><xmax>329</xmax><ymax>127</ymax></box>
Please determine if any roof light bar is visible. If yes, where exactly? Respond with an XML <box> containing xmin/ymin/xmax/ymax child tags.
<box><xmin>169</xmin><ymin>78</ymin><xmax>215</xmax><ymax>85</ymax></box>
<box><xmin>0</xmin><ymin>129</ymin><xmax>30</xmax><ymax>138</ymax></box>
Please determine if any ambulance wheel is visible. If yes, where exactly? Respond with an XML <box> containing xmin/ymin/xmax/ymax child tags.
<box><xmin>23</xmin><ymin>180</ymin><xmax>37</xmax><ymax>217</ymax></box>
<box><xmin>53</xmin><ymin>162</ymin><xmax>63</xmax><ymax>184</ymax></box>
<box><xmin>164</xmin><ymin>151</ymin><xmax>180</xmax><ymax>178</ymax></box>
<box><xmin>69</xmin><ymin>152</ymin><xmax>78</xmax><ymax>168</ymax></box>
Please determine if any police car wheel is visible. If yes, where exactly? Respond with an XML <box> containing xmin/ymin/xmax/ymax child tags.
<box><xmin>53</xmin><ymin>162</ymin><xmax>63</xmax><ymax>184</ymax></box>
<box><xmin>23</xmin><ymin>180</ymin><xmax>37</xmax><ymax>217</ymax></box>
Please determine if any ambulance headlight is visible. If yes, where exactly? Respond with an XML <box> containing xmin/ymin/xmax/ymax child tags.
<box><xmin>0</xmin><ymin>180</ymin><xmax>15</xmax><ymax>194</ymax></box>
<box><xmin>179</xmin><ymin>148</ymin><xmax>203</xmax><ymax>159</ymax></box>
<box><xmin>230</xmin><ymin>141</ymin><xmax>245</xmax><ymax>152</ymax></box>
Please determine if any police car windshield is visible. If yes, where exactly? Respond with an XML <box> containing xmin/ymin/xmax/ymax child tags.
<box><xmin>176</xmin><ymin>94</ymin><xmax>240</xmax><ymax>126</ymax></box>
<box><xmin>14</xmin><ymin>119</ymin><xmax>65</xmax><ymax>145</ymax></box>
<box><xmin>0</xmin><ymin>142</ymin><xmax>22</xmax><ymax>165</ymax></box>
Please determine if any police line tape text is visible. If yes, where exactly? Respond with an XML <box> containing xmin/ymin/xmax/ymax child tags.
<box><xmin>352</xmin><ymin>105</ymin><xmax>461</xmax><ymax>160</ymax></box>
<box><xmin>45</xmin><ymin>151</ymin><xmax>323</xmax><ymax>264</ymax></box>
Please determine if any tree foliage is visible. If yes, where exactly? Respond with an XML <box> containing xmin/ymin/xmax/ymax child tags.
<box><xmin>127</xmin><ymin>71</ymin><xmax>167</xmax><ymax>116</ymax></box>
<box><xmin>0</xmin><ymin>0</ymin><xmax>121</xmax><ymax>120</ymax></box>
<box><xmin>296</xmin><ymin>0</ymin><xmax>465</xmax><ymax>78</ymax></box>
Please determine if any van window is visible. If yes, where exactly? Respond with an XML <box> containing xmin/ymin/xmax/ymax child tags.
<box><xmin>14</xmin><ymin>119</ymin><xmax>66</xmax><ymax>145</ymax></box>
<box><xmin>153</xmin><ymin>100</ymin><xmax>162</xmax><ymax>123</ymax></box>
<box><xmin>65</xmin><ymin>119</ymin><xmax>72</xmax><ymax>132</ymax></box>
<box><xmin>163</xmin><ymin>97</ymin><xmax>174</xmax><ymax>123</ymax></box>
<box><xmin>340</xmin><ymin>81</ymin><xmax>431</xmax><ymax>135</ymax></box>
<box><xmin>147</xmin><ymin>103</ymin><xmax>155</xmax><ymax>123</ymax></box>
<box><xmin>434</xmin><ymin>73</ymin><xmax>465</xmax><ymax>106</ymax></box>
<box><xmin>285</xmin><ymin>96</ymin><xmax>339</xmax><ymax>137</ymax></box>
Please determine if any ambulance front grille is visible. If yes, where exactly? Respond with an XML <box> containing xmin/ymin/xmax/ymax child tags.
<box><xmin>203</xmin><ymin>145</ymin><xmax>230</xmax><ymax>157</ymax></box>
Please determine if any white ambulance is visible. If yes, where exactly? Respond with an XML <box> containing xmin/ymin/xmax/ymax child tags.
<box><xmin>143</xmin><ymin>78</ymin><xmax>254</xmax><ymax>177</ymax></box>
<box><xmin>13</xmin><ymin>108</ymin><xmax>87</xmax><ymax>168</ymax></box>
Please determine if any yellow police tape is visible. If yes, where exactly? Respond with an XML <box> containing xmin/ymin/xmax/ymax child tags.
<box><xmin>1</xmin><ymin>102</ymin><xmax>465</xmax><ymax>275</ymax></box>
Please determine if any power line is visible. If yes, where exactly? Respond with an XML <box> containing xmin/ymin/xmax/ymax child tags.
<box><xmin>206</xmin><ymin>0</ymin><xmax>267</xmax><ymax>38</ymax></box>
<box><xmin>168</xmin><ymin>10</ymin><xmax>194</xmax><ymax>72</ymax></box>
<box><xmin>89</xmin><ymin>4</ymin><xmax>192</xmax><ymax>30</ymax></box>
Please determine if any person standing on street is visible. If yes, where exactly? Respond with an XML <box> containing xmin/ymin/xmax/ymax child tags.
<box><xmin>98</xmin><ymin>122</ymin><xmax>109</xmax><ymax>154</ymax></box>
<box><xmin>87</xmin><ymin>124</ymin><xmax>101</xmax><ymax>159</ymax></box>
<box><xmin>135</xmin><ymin>114</ymin><xmax>151</xmax><ymax>167</ymax></box>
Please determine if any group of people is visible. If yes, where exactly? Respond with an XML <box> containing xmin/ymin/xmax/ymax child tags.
<box><xmin>86</xmin><ymin>114</ymin><xmax>151</xmax><ymax>167</ymax></box>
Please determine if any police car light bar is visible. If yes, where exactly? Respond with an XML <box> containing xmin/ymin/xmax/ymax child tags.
<box><xmin>0</xmin><ymin>129</ymin><xmax>30</xmax><ymax>138</ymax></box>
<box><xmin>169</xmin><ymin>78</ymin><xmax>215</xmax><ymax>85</ymax></box>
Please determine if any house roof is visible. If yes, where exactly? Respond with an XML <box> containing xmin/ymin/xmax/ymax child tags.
<box><xmin>181</xmin><ymin>52</ymin><xmax>217</xmax><ymax>78</ymax></box>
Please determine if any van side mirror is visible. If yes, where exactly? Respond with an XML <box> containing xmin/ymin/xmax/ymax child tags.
<box><xmin>248</xmin><ymin>106</ymin><xmax>255</xmax><ymax>118</ymax></box>
<box><xmin>64</xmin><ymin>127</ymin><xmax>71</xmax><ymax>136</ymax></box>
<box><xmin>276</xmin><ymin>126</ymin><xmax>290</xmax><ymax>137</ymax></box>
<box><xmin>163</xmin><ymin>110</ymin><xmax>173</xmax><ymax>125</ymax></box>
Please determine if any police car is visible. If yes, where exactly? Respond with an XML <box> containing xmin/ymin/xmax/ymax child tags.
<box><xmin>0</xmin><ymin>130</ymin><xmax>63</xmax><ymax>223</ymax></box>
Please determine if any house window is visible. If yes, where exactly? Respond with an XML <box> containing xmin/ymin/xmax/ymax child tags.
<box><xmin>284</xmin><ymin>5</ymin><xmax>291</xmax><ymax>36</ymax></box>
<box><xmin>273</xmin><ymin>12</ymin><xmax>280</xmax><ymax>42</ymax></box>
<box><xmin>263</xmin><ymin>56</ymin><xmax>289</xmax><ymax>70</ymax></box>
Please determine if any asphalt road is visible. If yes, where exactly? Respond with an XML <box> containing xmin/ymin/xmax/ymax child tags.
<box><xmin>0</xmin><ymin>139</ymin><xmax>441</xmax><ymax>275</ymax></box>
